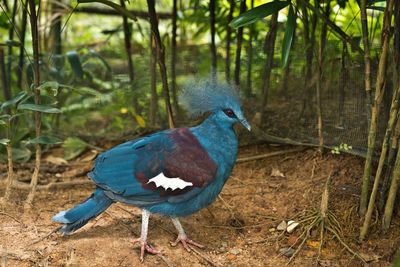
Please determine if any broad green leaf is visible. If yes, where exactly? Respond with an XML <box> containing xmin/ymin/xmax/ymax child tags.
<box><xmin>74</xmin><ymin>86</ymin><xmax>103</xmax><ymax>97</ymax></box>
<box><xmin>0</xmin><ymin>114</ymin><xmax>11</xmax><ymax>120</ymax></box>
<box><xmin>62</xmin><ymin>137</ymin><xmax>88</xmax><ymax>160</ymax></box>
<box><xmin>230</xmin><ymin>1</ymin><xmax>289</xmax><ymax>28</ymax></box>
<box><xmin>0</xmin><ymin>138</ymin><xmax>10</xmax><ymax>145</ymax></box>
<box><xmin>0</xmin><ymin>91</ymin><xmax>28</xmax><ymax>110</ymax></box>
<box><xmin>281</xmin><ymin>5</ymin><xmax>296</xmax><ymax>67</ymax></box>
<box><xmin>18</xmin><ymin>103</ymin><xmax>62</xmax><ymax>113</ymax></box>
<box><xmin>67</xmin><ymin>51</ymin><xmax>84</xmax><ymax>78</ymax></box>
<box><xmin>27</xmin><ymin>136</ymin><xmax>62</xmax><ymax>145</ymax></box>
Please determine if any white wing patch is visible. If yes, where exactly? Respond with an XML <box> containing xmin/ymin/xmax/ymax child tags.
<box><xmin>147</xmin><ymin>172</ymin><xmax>193</xmax><ymax>191</ymax></box>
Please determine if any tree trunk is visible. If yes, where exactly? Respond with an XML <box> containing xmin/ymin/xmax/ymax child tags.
<box><xmin>149</xmin><ymin>33</ymin><xmax>158</xmax><ymax>126</ymax></box>
<box><xmin>360</xmin><ymin>0</ymin><xmax>395</xmax><ymax>216</ymax></box>
<box><xmin>171</xmin><ymin>0</ymin><xmax>180</xmax><ymax>117</ymax></box>
<box><xmin>17</xmin><ymin>0</ymin><xmax>28</xmax><ymax>90</ymax></box>
<box><xmin>25</xmin><ymin>0</ymin><xmax>42</xmax><ymax>207</ymax></box>
<box><xmin>259</xmin><ymin>12</ymin><xmax>278</xmax><ymax>124</ymax></box>
<box><xmin>120</xmin><ymin>0</ymin><xmax>138</xmax><ymax>113</ymax></box>
<box><xmin>209</xmin><ymin>0</ymin><xmax>217</xmax><ymax>79</ymax></box>
<box><xmin>234</xmin><ymin>0</ymin><xmax>246</xmax><ymax>86</ymax></box>
<box><xmin>225</xmin><ymin>0</ymin><xmax>235</xmax><ymax>82</ymax></box>
<box><xmin>147</xmin><ymin>0</ymin><xmax>174</xmax><ymax>128</ymax></box>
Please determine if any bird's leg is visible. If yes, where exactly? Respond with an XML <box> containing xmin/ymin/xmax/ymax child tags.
<box><xmin>170</xmin><ymin>217</ymin><xmax>204</xmax><ymax>251</ymax></box>
<box><xmin>132</xmin><ymin>209</ymin><xmax>159</xmax><ymax>261</ymax></box>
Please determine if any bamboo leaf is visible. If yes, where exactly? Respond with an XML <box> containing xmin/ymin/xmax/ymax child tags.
<box><xmin>0</xmin><ymin>91</ymin><xmax>28</xmax><ymax>111</ymax></box>
<box><xmin>0</xmin><ymin>120</ymin><xmax>6</xmax><ymax>126</ymax></box>
<box><xmin>18</xmin><ymin>103</ymin><xmax>62</xmax><ymax>113</ymax></box>
<box><xmin>38</xmin><ymin>81</ymin><xmax>60</xmax><ymax>96</ymax></box>
<box><xmin>230</xmin><ymin>1</ymin><xmax>289</xmax><ymax>28</ymax></box>
<box><xmin>66</xmin><ymin>51</ymin><xmax>84</xmax><ymax>78</ymax></box>
<box><xmin>0</xmin><ymin>138</ymin><xmax>10</xmax><ymax>145</ymax></box>
<box><xmin>281</xmin><ymin>5</ymin><xmax>295</xmax><ymax>67</ymax></box>
<box><xmin>27</xmin><ymin>136</ymin><xmax>62</xmax><ymax>145</ymax></box>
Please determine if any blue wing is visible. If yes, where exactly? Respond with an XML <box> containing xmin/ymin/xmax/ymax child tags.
<box><xmin>88</xmin><ymin>128</ymin><xmax>217</xmax><ymax>206</ymax></box>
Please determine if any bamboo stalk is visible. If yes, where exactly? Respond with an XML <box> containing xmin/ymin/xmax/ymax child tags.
<box><xmin>225</xmin><ymin>0</ymin><xmax>235</xmax><ymax>83</ymax></box>
<box><xmin>360</xmin><ymin>0</ymin><xmax>395</xmax><ymax>216</ymax></box>
<box><xmin>360</xmin><ymin>0</ymin><xmax>373</xmax><ymax>126</ymax></box>
<box><xmin>259</xmin><ymin>12</ymin><xmax>278</xmax><ymax>124</ymax></box>
<box><xmin>234</xmin><ymin>0</ymin><xmax>246</xmax><ymax>86</ymax></box>
<box><xmin>149</xmin><ymin>33</ymin><xmax>157</xmax><ymax>126</ymax></box>
<box><xmin>171</xmin><ymin>0</ymin><xmax>179</xmax><ymax>117</ymax></box>
<box><xmin>17</xmin><ymin>0</ymin><xmax>28</xmax><ymax>90</ymax></box>
<box><xmin>316</xmin><ymin>0</ymin><xmax>330</xmax><ymax>153</ymax></box>
<box><xmin>245</xmin><ymin>0</ymin><xmax>254</xmax><ymax>96</ymax></box>
<box><xmin>120</xmin><ymin>0</ymin><xmax>138</xmax><ymax>113</ymax></box>
<box><xmin>209</xmin><ymin>0</ymin><xmax>217</xmax><ymax>80</ymax></box>
<box><xmin>379</xmin><ymin>114</ymin><xmax>400</xmax><ymax>211</ymax></box>
<box><xmin>147</xmin><ymin>0</ymin><xmax>174</xmax><ymax>128</ymax></box>
<box><xmin>6</xmin><ymin>0</ymin><xmax>18</xmax><ymax>88</ymax></box>
<box><xmin>360</xmin><ymin>83</ymin><xmax>400</xmax><ymax>240</ymax></box>
<box><xmin>382</xmin><ymin>141</ymin><xmax>400</xmax><ymax>230</ymax></box>
<box><xmin>25</xmin><ymin>0</ymin><xmax>42</xmax><ymax>207</ymax></box>
<box><xmin>2</xmin><ymin>120</ymin><xmax>14</xmax><ymax>202</ymax></box>
<box><xmin>337</xmin><ymin>41</ymin><xmax>348</xmax><ymax>128</ymax></box>
<box><xmin>0</xmin><ymin>48</ymin><xmax>10</xmax><ymax>102</ymax></box>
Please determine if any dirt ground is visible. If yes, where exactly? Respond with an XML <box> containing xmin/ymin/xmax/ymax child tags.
<box><xmin>1</xmin><ymin>144</ymin><xmax>399</xmax><ymax>267</ymax></box>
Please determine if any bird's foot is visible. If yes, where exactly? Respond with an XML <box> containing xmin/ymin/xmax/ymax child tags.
<box><xmin>133</xmin><ymin>238</ymin><xmax>160</xmax><ymax>262</ymax></box>
<box><xmin>170</xmin><ymin>234</ymin><xmax>205</xmax><ymax>252</ymax></box>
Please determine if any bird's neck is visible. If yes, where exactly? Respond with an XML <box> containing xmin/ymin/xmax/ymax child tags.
<box><xmin>191</xmin><ymin>114</ymin><xmax>238</xmax><ymax>169</ymax></box>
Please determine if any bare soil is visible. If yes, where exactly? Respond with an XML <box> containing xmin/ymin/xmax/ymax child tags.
<box><xmin>1</xmin><ymin>144</ymin><xmax>399</xmax><ymax>267</ymax></box>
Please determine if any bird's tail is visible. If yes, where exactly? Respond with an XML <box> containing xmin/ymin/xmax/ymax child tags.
<box><xmin>52</xmin><ymin>188</ymin><xmax>113</xmax><ymax>234</ymax></box>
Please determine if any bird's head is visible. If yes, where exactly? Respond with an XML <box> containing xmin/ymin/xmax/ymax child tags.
<box><xmin>180</xmin><ymin>79</ymin><xmax>251</xmax><ymax>131</ymax></box>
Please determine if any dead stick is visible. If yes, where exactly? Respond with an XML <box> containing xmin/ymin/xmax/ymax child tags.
<box><xmin>237</xmin><ymin>148</ymin><xmax>305</xmax><ymax>163</ymax></box>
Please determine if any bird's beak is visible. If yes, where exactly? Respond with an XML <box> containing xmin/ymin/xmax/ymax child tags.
<box><xmin>240</xmin><ymin>118</ymin><xmax>251</xmax><ymax>131</ymax></box>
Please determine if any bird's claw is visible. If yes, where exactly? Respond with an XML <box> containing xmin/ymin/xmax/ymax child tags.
<box><xmin>170</xmin><ymin>234</ymin><xmax>205</xmax><ymax>252</ymax></box>
<box><xmin>133</xmin><ymin>238</ymin><xmax>160</xmax><ymax>262</ymax></box>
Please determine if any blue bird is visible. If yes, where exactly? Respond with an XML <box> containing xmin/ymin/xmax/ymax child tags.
<box><xmin>52</xmin><ymin>80</ymin><xmax>251</xmax><ymax>261</ymax></box>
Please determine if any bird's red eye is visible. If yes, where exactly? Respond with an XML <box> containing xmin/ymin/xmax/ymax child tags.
<box><xmin>223</xmin><ymin>109</ymin><xmax>235</xmax><ymax>118</ymax></box>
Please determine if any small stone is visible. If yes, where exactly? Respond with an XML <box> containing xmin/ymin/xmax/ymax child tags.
<box><xmin>269</xmin><ymin>227</ymin><xmax>276</xmax><ymax>233</ymax></box>
<box><xmin>279</xmin><ymin>247</ymin><xmax>295</xmax><ymax>258</ymax></box>
<box><xmin>277</xmin><ymin>221</ymin><xmax>287</xmax><ymax>231</ymax></box>
<box><xmin>229</xmin><ymin>248</ymin><xmax>241</xmax><ymax>255</ymax></box>
<box><xmin>287</xmin><ymin>221</ymin><xmax>299</xmax><ymax>233</ymax></box>
<box><xmin>55</xmin><ymin>173</ymin><xmax>61</xmax><ymax>178</ymax></box>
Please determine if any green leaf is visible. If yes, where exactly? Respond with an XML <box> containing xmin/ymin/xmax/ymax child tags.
<box><xmin>62</xmin><ymin>137</ymin><xmax>88</xmax><ymax>160</ymax></box>
<box><xmin>0</xmin><ymin>120</ymin><xmax>6</xmax><ymax>126</ymax></box>
<box><xmin>230</xmin><ymin>1</ymin><xmax>289</xmax><ymax>28</ymax></box>
<box><xmin>38</xmin><ymin>81</ymin><xmax>60</xmax><ymax>96</ymax></box>
<box><xmin>27</xmin><ymin>136</ymin><xmax>62</xmax><ymax>145</ymax></box>
<box><xmin>12</xmin><ymin>147</ymin><xmax>32</xmax><ymax>162</ymax></box>
<box><xmin>366</xmin><ymin>5</ymin><xmax>385</xmax><ymax>11</ymax></box>
<box><xmin>281</xmin><ymin>5</ymin><xmax>295</xmax><ymax>67</ymax></box>
<box><xmin>0</xmin><ymin>91</ymin><xmax>29</xmax><ymax>111</ymax></box>
<box><xmin>66</xmin><ymin>51</ymin><xmax>84</xmax><ymax>78</ymax></box>
<box><xmin>18</xmin><ymin>103</ymin><xmax>62</xmax><ymax>113</ymax></box>
<box><xmin>0</xmin><ymin>138</ymin><xmax>10</xmax><ymax>145</ymax></box>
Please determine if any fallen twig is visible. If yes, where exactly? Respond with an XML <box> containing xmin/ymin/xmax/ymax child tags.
<box><xmin>188</xmin><ymin>245</ymin><xmax>219</xmax><ymax>267</ymax></box>
<box><xmin>237</xmin><ymin>148</ymin><xmax>305</xmax><ymax>163</ymax></box>
<box><xmin>29</xmin><ymin>226</ymin><xmax>61</xmax><ymax>246</ymax></box>
<box><xmin>1</xmin><ymin>179</ymin><xmax>93</xmax><ymax>191</ymax></box>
